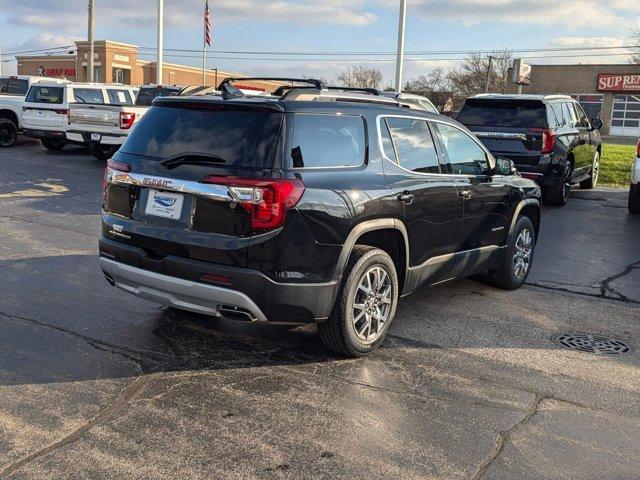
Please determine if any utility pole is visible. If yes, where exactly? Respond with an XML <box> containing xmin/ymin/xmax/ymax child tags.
<box><xmin>0</xmin><ymin>40</ymin><xmax>3</xmax><ymax>77</ymax></box>
<box><xmin>484</xmin><ymin>55</ymin><xmax>493</xmax><ymax>93</ymax></box>
<box><xmin>394</xmin><ymin>0</ymin><xmax>407</xmax><ymax>92</ymax></box>
<box><xmin>157</xmin><ymin>0</ymin><xmax>164</xmax><ymax>84</ymax></box>
<box><xmin>87</xmin><ymin>0</ymin><xmax>94</xmax><ymax>82</ymax></box>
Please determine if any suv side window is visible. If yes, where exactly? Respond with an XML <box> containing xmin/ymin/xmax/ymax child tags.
<box><xmin>107</xmin><ymin>89</ymin><xmax>134</xmax><ymax>106</ymax></box>
<box><xmin>384</xmin><ymin>117</ymin><xmax>440</xmax><ymax>174</ymax></box>
<box><xmin>563</xmin><ymin>102</ymin><xmax>578</xmax><ymax>128</ymax></box>
<box><xmin>73</xmin><ymin>88</ymin><xmax>104</xmax><ymax>104</ymax></box>
<box><xmin>549</xmin><ymin>102</ymin><xmax>566</xmax><ymax>127</ymax></box>
<box><xmin>572</xmin><ymin>102</ymin><xmax>591</xmax><ymax>128</ymax></box>
<box><xmin>434</xmin><ymin>123</ymin><xmax>489</xmax><ymax>176</ymax></box>
<box><xmin>290</xmin><ymin>113</ymin><xmax>366</xmax><ymax>168</ymax></box>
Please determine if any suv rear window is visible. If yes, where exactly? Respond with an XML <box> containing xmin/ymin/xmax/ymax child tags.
<box><xmin>290</xmin><ymin>114</ymin><xmax>366</xmax><ymax>168</ymax></box>
<box><xmin>135</xmin><ymin>87</ymin><xmax>181</xmax><ymax>107</ymax></box>
<box><xmin>121</xmin><ymin>105</ymin><xmax>283</xmax><ymax>167</ymax></box>
<box><xmin>457</xmin><ymin>99</ymin><xmax>547</xmax><ymax>128</ymax></box>
<box><xmin>25</xmin><ymin>86</ymin><xmax>64</xmax><ymax>104</ymax></box>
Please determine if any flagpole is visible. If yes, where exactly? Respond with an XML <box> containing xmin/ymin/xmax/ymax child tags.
<box><xmin>202</xmin><ymin>0</ymin><xmax>207</xmax><ymax>86</ymax></box>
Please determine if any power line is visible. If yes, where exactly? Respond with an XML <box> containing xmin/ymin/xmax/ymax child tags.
<box><xmin>3</xmin><ymin>45</ymin><xmax>75</xmax><ymax>56</ymax></box>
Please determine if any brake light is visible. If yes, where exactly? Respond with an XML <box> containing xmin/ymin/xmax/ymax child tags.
<box><xmin>200</xmin><ymin>176</ymin><xmax>305</xmax><ymax>230</ymax></box>
<box><xmin>119</xmin><ymin>112</ymin><xmax>136</xmax><ymax>130</ymax></box>
<box><xmin>530</xmin><ymin>128</ymin><xmax>555</xmax><ymax>154</ymax></box>
<box><xmin>103</xmin><ymin>160</ymin><xmax>131</xmax><ymax>201</ymax></box>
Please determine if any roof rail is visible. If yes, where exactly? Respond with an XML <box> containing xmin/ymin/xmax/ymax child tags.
<box><xmin>325</xmin><ymin>86</ymin><xmax>381</xmax><ymax>96</ymax></box>
<box><xmin>282</xmin><ymin>88</ymin><xmax>401</xmax><ymax>106</ymax></box>
<box><xmin>217</xmin><ymin>77</ymin><xmax>324</xmax><ymax>91</ymax></box>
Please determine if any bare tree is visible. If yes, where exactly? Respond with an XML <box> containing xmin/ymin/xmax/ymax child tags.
<box><xmin>403</xmin><ymin>68</ymin><xmax>453</xmax><ymax>110</ymax></box>
<box><xmin>631</xmin><ymin>26</ymin><xmax>640</xmax><ymax>64</ymax></box>
<box><xmin>447</xmin><ymin>49</ymin><xmax>513</xmax><ymax>98</ymax></box>
<box><xmin>336</xmin><ymin>65</ymin><xmax>384</xmax><ymax>89</ymax></box>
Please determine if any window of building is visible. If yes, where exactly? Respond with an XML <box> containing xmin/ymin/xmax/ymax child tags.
<box><xmin>385</xmin><ymin>117</ymin><xmax>440</xmax><ymax>174</ymax></box>
<box><xmin>570</xmin><ymin>94</ymin><xmax>603</xmax><ymax>121</ymax></box>
<box><xmin>434</xmin><ymin>123</ymin><xmax>489</xmax><ymax>176</ymax></box>
<box><xmin>611</xmin><ymin>94</ymin><xmax>640</xmax><ymax>136</ymax></box>
<box><xmin>290</xmin><ymin>114</ymin><xmax>366</xmax><ymax>168</ymax></box>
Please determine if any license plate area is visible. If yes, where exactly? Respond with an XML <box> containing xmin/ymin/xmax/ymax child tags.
<box><xmin>91</xmin><ymin>133</ymin><xmax>102</xmax><ymax>142</ymax></box>
<box><xmin>145</xmin><ymin>189</ymin><xmax>184</xmax><ymax>220</ymax></box>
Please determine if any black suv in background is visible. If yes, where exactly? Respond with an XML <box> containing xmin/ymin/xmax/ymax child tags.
<box><xmin>457</xmin><ymin>94</ymin><xmax>602</xmax><ymax>205</ymax></box>
<box><xmin>100</xmin><ymin>78</ymin><xmax>541</xmax><ymax>356</ymax></box>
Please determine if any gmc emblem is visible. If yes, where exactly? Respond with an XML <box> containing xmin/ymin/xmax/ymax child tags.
<box><xmin>143</xmin><ymin>178</ymin><xmax>173</xmax><ymax>189</ymax></box>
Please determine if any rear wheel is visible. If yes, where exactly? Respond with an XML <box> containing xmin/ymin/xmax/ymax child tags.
<box><xmin>0</xmin><ymin>118</ymin><xmax>18</xmax><ymax>148</ymax></box>
<box><xmin>89</xmin><ymin>143</ymin><xmax>117</xmax><ymax>161</ymax></box>
<box><xmin>318</xmin><ymin>245</ymin><xmax>398</xmax><ymax>357</ymax></box>
<box><xmin>545</xmin><ymin>162</ymin><xmax>572</xmax><ymax>206</ymax></box>
<box><xmin>629</xmin><ymin>185</ymin><xmax>640</xmax><ymax>214</ymax></box>
<box><xmin>488</xmin><ymin>216</ymin><xmax>536</xmax><ymax>290</ymax></box>
<box><xmin>580</xmin><ymin>151</ymin><xmax>599</xmax><ymax>189</ymax></box>
<box><xmin>41</xmin><ymin>138</ymin><xmax>66</xmax><ymax>151</ymax></box>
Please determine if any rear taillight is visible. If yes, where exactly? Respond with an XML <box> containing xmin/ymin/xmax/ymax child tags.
<box><xmin>200</xmin><ymin>176</ymin><xmax>305</xmax><ymax>231</ymax></box>
<box><xmin>103</xmin><ymin>160</ymin><xmax>131</xmax><ymax>201</ymax></box>
<box><xmin>119</xmin><ymin>112</ymin><xmax>136</xmax><ymax>130</ymax></box>
<box><xmin>530</xmin><ymin>128</ymin><xmax>555</xmax><ymax>155</ymax></box>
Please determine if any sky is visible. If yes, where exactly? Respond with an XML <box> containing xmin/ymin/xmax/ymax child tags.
<box><xmin>0</xmin><ymin>0</ymin><xmax>639</xmax><ymax>86</ymax></box>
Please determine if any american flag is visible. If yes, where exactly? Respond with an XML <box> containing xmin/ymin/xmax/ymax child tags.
<box><xmin>204</xmin><ymin>0</ymin><xmax>212</xmax><ymax>47</ymax></box>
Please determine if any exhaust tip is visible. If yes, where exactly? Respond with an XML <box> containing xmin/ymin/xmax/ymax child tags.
<box><xmin>219</xmin><ymin>306</ymin><xmax>258</xmax><ymax>322</ymax></box>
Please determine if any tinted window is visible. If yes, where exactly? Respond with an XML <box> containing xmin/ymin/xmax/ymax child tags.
<box><xmin>25</xmin><ymin>86</ymin><xmax>64</xmax><ymax>104</ymax></box>
<box><xmin>563</xmin><ymin>102</ymin><xmax>578</xmax><ymax>127</ymax></box>
<box><xmin>6</xmin><ymin>78</ymin><xmax>29</xmax><ymax>95</ymax></box>
<box><xmin>121</xmin><ymin>106</ymin><xmax>283</xmax><ymax>168</ymax></box>
<box><xmin>107</xmin><ymin>89</ymin><xmax>134</xmax><ymax>106</ymax></box>
<box><xmin>135</xmin><ymin>87</ymin><xmax>181</xmax><ymax>107</ymax></box>
<box><xmin>457</xmin><ymin>99</ymin><xmax>546</xmax><ymax>128</ymax></box>
<box><xmin>549</xmin><ymin>103</ymin><xmax>566</xmax><ymax>127</ymax></box>
<box><xmin>379</xmin><ymin>120</ymin><xmax>397</xmax><ymax>162</ymax></box>
<box><xmin>385</xmin><ymin>117</ymin><xmax>440</xmax><ymax>174</ymax></box>
<box><xmin>0</xmin><ymin>78</ymin><xmax>7</xmax><ymax>93</ymax></box>
<box><xmin>290</xmin><ymin>114</ymin><xmax>365</xmax><ymax>168</ymax></box>
<box><xmin>435</xmin><ymin>123</ymin><xmax>488</xmax><ymax>176</ymax></box>
<box><xmin>572</xmin><ymin>102</ymin><xmax>590</xmax><ymax>128</ymax></box>
<box><xmin>73</xmin><ymin>88</ymin><xmax>104</xmax><ymax>104</ymax></box>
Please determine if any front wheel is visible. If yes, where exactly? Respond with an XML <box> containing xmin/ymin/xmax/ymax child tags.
<box><xmin>0</xmin><ymin>118</ymin><xmax>18</xmax><ymax>148</ymax></box>
<box><xmin>629</xmin><ymin>185</ymin><xmax>640</xmax><ymax>214</ymax></box>
<box><xmin>580</xmin><ymin>151</ymin><xmax>599</xmax><ymax>189</ymax></box>
<box><xmin>41</xmin><ymin>138</ymin><xmax>66</xmax><ymax>151</ymax></box>
<box><xmin>488</xmin><ymin>216</ymin><xmax>536</xmax><ymax>290</ymax></box>
<box><xmin>318</xmin><ymin>245</ymin><xmax>399</xmax><ymax>357</ymax></box>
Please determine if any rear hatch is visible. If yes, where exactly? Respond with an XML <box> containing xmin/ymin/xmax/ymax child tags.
<box><xmin>102</xmin><ymin>98</ymin><xmax>286</xmax><ymax>267</ymax></box>
<box><xmin>22</xmin><ymin>84</ymin><xmax>67</xmax><ymax>129</ymax></box>
<box><xmin>457</xmin><ymin>98</ymin><xmax>549</xmax><ymax>166</ymax></box>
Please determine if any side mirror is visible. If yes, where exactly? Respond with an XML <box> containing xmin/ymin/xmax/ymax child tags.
<box><xmin>495</xmin><ymin>157</ymin><xmax>517</xmax><ymax>176</ymax></box>
<box><xmin>591</xmin><ymin>118</ymin><xmax>603</xmax><ymax>130</ymax></box>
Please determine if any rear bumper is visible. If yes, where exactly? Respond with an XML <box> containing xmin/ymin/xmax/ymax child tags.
<box><xmin>99</xmin><ymin>236</ymin><xmax>337</xmax><ymax>322</ymax></box>
<box><xmin>22</xmin><ymin>128</ymin><xmax>66</xmax><ymax>140</ymax></box>
<box><xmin>67</xmin><ymin>130</ymin><xmax>127</xmax><ymax>145</ymax></box>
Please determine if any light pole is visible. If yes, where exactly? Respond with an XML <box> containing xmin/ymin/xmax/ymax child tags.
<box><xmin>394</xmin><ymin>0</ymin><xmax>407</xmax><ymax>92</ymax></box>
<box><xmin>157</xmin><ymin>0</ymin><xmax>164</xmax><ymax>84</ymax></box>
<box><xmin>87</xmin><ymin>0</ymin><xmax>94</xmax><ymax>82</ymax></box>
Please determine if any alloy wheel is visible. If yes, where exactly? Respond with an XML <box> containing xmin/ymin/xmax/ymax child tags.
<box><xmin>0</xmin><ymin>123</ymin><xmax>16</xmax><ymax>147</ymax></box>
<box><xmin>352</xmin><ymin>265</ymin><xmax>393</xmax><ymax>344</ymax></box>
<box><xmin>562</xmin><ymin>164</ymin><xmax>572</xmax><ymax>199</ymax></box>
<box><xmin>513</xmin><ymin>228</ymin><xmax>533</xmax><ymax>279</ymax></box>
<box><xmin>592</xmin><ymin>153</ymin><xmax>600</xmax><ymax>187</ymax></box>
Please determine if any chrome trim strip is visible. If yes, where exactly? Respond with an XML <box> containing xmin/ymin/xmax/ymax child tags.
<box><xmin>107</xmin><ymin>168</ymin><xmax>236</xmax><ymax>202</ymax></box>
<box><xmin>473</xmin><ymin>131</ymin><xmax>527</xmax><ymax>141</ymax></box>
<box><xmin>100</xmin><ymin>258</ymin><xmax>268</xmax><ymax>321</ymax></box>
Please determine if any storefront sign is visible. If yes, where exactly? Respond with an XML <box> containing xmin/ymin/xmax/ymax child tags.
<box><xmin>44</xmin><ymin>68</ymin><xmax>76</xmax><ymax>77</ymax></box>
<box><xmin>597</xmin><ymin>73</ymin><xmax>640</xmax><ymax>92</ymax></box>
<box><xmin>114</xmin><ymin>53</ymin><xmax>130</xmax><ymax>62</ymax></box>
<box><xmin>512</xmin><ymin>58</ymin><xmax>532</xmax><ymax>85</ymax></box>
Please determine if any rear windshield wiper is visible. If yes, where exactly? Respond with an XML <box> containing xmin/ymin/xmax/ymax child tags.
<box><xmin>161</xmin><ymin>154</ymin><xmax>227</xmax><ymax>170</ymax></box>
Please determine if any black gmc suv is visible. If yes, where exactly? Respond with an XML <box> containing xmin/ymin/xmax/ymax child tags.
<box><xmin>99</xmin><ymin>78</ymin><xmax>542</xmax><ymax>357</ymax></box>
<box><xmin>457</xmin><ymin>94</ymin><xmax>602</xmax><ymax>206</ymax></box>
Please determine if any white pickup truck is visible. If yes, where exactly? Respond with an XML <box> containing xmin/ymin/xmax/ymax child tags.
<box><xmin>0</xmin><ymin>75</ymin><xmax>59</xmax><ymax>147</ymax></box>
<box><xmin>67</xmin><ymin>84</ymin><xmax>188</xmax><ymax>160</ymax></box>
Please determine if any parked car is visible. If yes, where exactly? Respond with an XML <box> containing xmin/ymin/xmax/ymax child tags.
<box><xmin>382</xmin><ymin>91</ymin><xmax>439</xmax><ymax>113</ymax></box>
<box><xmin>0</xmin><ymin>75</ymin><xmax>59</xmax><ymax>147</ymax></box>
<box><xmin>629</xmin><ymin>139</ymin><xmax>640</xmax><ymax>214</ymax></box>
<box><xmin>134</xmin><ymin>84</ymin><xmax>185</xmax><ymax>107</ymax></box>
<box><xmin>99</xmin><ymin>78</ymin><xmax>541</xmax><ymax>357</ymax></box>
<box><xmin>22</xmin><ymin>82</ymin><xmax>138</xmax><ymax>152</ymax></box>
<box><xmin>457</xmin><ymin>94</ymin><xmax>602</xmax><ymax>206</ymax></box>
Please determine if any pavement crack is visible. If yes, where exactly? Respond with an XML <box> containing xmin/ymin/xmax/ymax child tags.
<box><xmin>599</xmin><ymin>259</ymin><xmax>640</xmax><ymax>303</ymax></box>
<box><xmin>471</xmin><ymin>394</ymin><xmax>546</xmax><ymax>480</ymax></box>
<box><xmin>0</xmin><ymin>375</ymin><xmax>153</xmax><ymax>478</ymax></box>
<box><xmin>0</xmin><ymin>213</ymin><xmax>96</xmax><ymax>238</ymax></box>
<box><xmin>526</xmin><ymin>277</ymin><xmax>640</xmax><ymax>305</ymax></box>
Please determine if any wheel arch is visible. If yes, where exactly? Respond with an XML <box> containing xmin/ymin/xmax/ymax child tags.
<box><xmin>0</xmin><ymin>109</ymin><xmax>19</xmax><ymax>127</ymax></box>
<box><xmin>509</xmin><ymin>199</ymin><xmax>541</xmax><ymax>237</ymax></box>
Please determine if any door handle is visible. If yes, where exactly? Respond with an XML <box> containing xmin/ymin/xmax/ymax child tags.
<box><xmin>397</xmin><ymin>191</ymin><xmax>416</xmax><ymax>204</ymax></box>
<box><xmin>459</xmin><ymin>189</ymin><xmax>472</xmax><ymax>200</ymax></box>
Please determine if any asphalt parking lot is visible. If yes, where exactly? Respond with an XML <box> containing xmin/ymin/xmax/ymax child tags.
<box><xmin>0</xmin><ymin>137</ymin><xmax>639</xmax><ymax>480</ymax></box>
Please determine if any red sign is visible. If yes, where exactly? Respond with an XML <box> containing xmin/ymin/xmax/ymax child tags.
<box><xmin>597</xmin><ymin>73</ymin><xmax>640</xmax><ymax>92</ymax></box>
<box><xmin>44</xmin><ymin>68</ymin><xmax>76</xmax><ymax>78</ymax></box>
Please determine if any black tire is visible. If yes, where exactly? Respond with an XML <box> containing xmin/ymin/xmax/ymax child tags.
<box><xmin>580</xmin><ymin>151</ymin><xmax>599</xmax><ymax>189</ymax></box>
<box><xmin>41</xmin><ymin>138</ymin><xmax>66</xmax><ymax>151</ymax></box>
<box><xmin>318</xmin><ymin>245</ymin><xmax>399</xmax><ymax>357</ymax></box>
<box><xmin>488</xmin><ymin>216</ymin><xmax>536</xmax><ymax>290</ymax></box>
<box><xmin>89</xmin><ymin>143</ymin><xmax>117</xmax><ymax>161</ymax></box>
<box><xmin>0</xmin><ymin>118</ymin><xmax>18</xmax><ymax>148</ymax></box>
<box><xmin>629</xmin><ymin>185</ymin><xmax>640</xmax><ymax>214</ymax></box>
<box><xmin>545</xmin><ymin>162</ymin><xmax>572</xmax><ymax>206</ymax></box>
